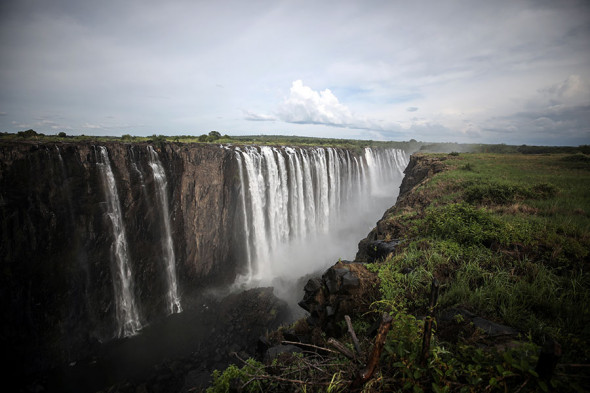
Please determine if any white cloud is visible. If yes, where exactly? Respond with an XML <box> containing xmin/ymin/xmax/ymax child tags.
<box><xmin>1</xmin><ymin>1</ymin><xmax>589</xmax><ymax>144</ymax></box>
<box><xmin>277</xmin><ymin>80</ymin><xmax>355</xmax><ymax>127</ymax></box>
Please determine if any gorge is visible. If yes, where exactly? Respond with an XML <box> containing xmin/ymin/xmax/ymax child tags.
<box><xmin>0</xmin><ymin>141</ymin><xmax>409</xmax><ymax>391</ymax></box>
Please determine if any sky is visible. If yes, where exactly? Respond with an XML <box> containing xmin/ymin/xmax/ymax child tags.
<box><xmin>1</xmin><ymin>0</ymin><xmax>589</xmax><ymax>145</ymax></box>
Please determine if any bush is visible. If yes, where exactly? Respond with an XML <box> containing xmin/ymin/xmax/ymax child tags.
<box><xmin>425</xmin><ymin>203</ymin><xmax>504</xmax><ymax>246</ymax></box>
<box><xmin>17</xmin><ymin>129</ymin><xmax>42</xmax><ymax>138</ymax></box>
<box><xmin>464</xmin><ymin>182</ymin><xmax>523</xmax><ymax>205</ymax></box>
<box><xmin>207</xmin><ymin>358</ymin><xmax>265</xmax><ymax>393</ymax></box>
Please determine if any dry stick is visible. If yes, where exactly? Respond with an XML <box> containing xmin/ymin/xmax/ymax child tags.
<box><xmin>345</xmin><ymin>315</ymin><xmax>362</xmax><ymax>356</ymax></box>
<box><xmin>328</xmin><ymin>337</ymin><xmax>357</xmax><ymax>360</ymax></box>
<box><xmin>420</xmin><ymin>277</ymin><xmax>440</xmax><ymax>366</ymax></box>
<box><xmin>351</xmin><ymin>312</ymin><xmax>394</xmax><ymax>388</ymax></box>
<box><xmin>281</xmin><ymin>340</ymin><xmax>339</xmax><ymax>355</ymax></box>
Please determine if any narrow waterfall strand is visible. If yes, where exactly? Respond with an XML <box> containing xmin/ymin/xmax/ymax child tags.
<box><xmin>97</xmin><ymin>146</ymin><xmax>142</xmax><ymax>337</ymax></box>
<box><xmin>147</xmin><ymin>146</ymin><xmax>182</xmax><ymax>314</ymax></box>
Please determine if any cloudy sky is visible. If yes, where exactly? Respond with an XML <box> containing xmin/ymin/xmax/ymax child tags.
<box><xmin>1</xmin><ymin>0</ymin><xmax>589</xmax><ymax>145</ymax></box>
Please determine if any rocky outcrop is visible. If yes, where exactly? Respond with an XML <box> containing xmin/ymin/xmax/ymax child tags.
<box><xmin>355</xmin><ymin>154</ymin><xmax>447</xmax><ymax>261</ymax></box>
<box><xmin>0</xmin><ymin>141</ymin><xmax>241</xmax><ymax>380</ymax></box>
<box><xmin>298</xmin><ymin>261</ymin><xmax>380</xmax><ymax>338</ymax></box>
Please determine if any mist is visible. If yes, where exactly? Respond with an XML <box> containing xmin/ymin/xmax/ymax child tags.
<box><xmin>232</xmin><ymin>146</ymin><xmax>408</xmax><ymax>317</ymax></box>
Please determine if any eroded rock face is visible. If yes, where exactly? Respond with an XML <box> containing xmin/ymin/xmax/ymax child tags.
<box><xmin>355</xmin><ymin>154</ymin><xmax>447</xmax><ymax>262</ymax></box>
<box><xmin>299</xmin><ymin>261</ymin><xmax>380</xmax><ymax>337</ymax></box>
<box><xmin>0</xmin><ymin>141</ymin><xmax>241</xmax><ymax>380</ymax></box>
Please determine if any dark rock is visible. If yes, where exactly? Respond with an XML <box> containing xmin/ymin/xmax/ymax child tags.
<box><xmin>438</xmin><ymin>308</ymin><xmax>519</xmax><ymax>345</ymax></box>
<box><xmin>0</xmin><ymin>141</ymin><xmax>243</xmax><ymax>384</ymax></box>
<box><xmin>282</xmin><ymin>329</ymin><xmax>299</xmax><ymax>343</ymax></box>
<box><xmin>341</xmin><ymin>271</ymin><xmax>360</xmax><ymax>290</ymax></box>
<box><xmin>355</xmin><ymin>154</ymin><xmax>447</xmax><ymax>262</ymax></box>
<box><xmin>472</xmin><ymin>317</ymin><xmax>519</xmax><ymax>337</ymax></box>
<box><xmin>256</xmin><ymin>335</ymin><xmax>271</xmax><ymax>358</ymax></box>
<box><xmin>299</xmin><ymin>261</ymin><xmax>380</xmax><ymax>338</ymax></box>
<box><xmin>366</xmin><ymin>239</ymin><xmax>400</xmax><ymax>262</ymax></box>
<box><xmin>304</xmin><ymin>277</ymin><xmax>322</xmax><ymax>293</ymax></box>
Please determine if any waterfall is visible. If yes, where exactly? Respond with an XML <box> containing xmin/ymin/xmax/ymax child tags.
<box><xmin>147</xmin><ymin>146</ymin><xmax>182</xmax><ymax>315</ymax></box>
<box><xmin>97</xmin><ymin>146</ymin><xmax>142</xmax><ymax>337</ymax></box>
<box><xmin>235</xmin><ymin>146</ymin><xmax>409</xmax><ymax>287</ymax></box>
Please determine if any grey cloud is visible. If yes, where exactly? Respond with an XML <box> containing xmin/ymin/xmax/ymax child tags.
<box><xmin>243</xmin><ymin>110</ymin><xmax>275</xmax><ymax>122</ymax></box>
<box><xmin>485</xmin><ymin>105</ymin><xmax>590</xmax><ymax>145</ymax></box>
<box><xmin>406</xmin><ymin>107</ymin><xmax>418</xmax><ymax>112</ymax></box>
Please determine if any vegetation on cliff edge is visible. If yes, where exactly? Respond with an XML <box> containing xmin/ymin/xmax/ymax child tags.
<box><xmin>207</xmin><ymin>152</ymin><xmax>589</xmax><ymax>392</ymax></box>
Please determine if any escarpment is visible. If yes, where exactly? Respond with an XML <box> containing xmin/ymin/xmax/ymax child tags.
<box><xmin>355</xmin><ymin>153</ymin><xmax>447</xmax><ymax>262</ymax></box>
<box><xmin>0</xmin><ymin>141</ymin><xmax>241</xmax><ymax>378</ymax></box>
<box><xmin>0</xmin><ymin>140</ymin><xmax>410</xmax><ymax>386</ymax></box>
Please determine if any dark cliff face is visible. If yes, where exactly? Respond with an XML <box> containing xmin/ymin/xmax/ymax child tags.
<box><xmin>0</xmin><ymin>141</ymin><xmax>240</xmax><ymax>376</ymax></box>
<box><xmin>355</xmin><ymin>154</ymin><xmax>447</xmax><ymax>261</ymax></box>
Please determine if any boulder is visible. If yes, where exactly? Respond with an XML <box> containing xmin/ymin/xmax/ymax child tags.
<box><xmin>299</xmin><ymin>261</ymin><xmax>380</xmax><ymax>337</ymax></box>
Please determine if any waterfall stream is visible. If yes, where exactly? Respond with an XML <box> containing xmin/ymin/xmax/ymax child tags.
<box><xmin>235</xmin><ymin>146</ymin><xmax>409</xmax><ymax>299</ymax></box>
<box><xmin>97</xmin><ymin>146</ymin><xmax>142</xmax><ymax>337</ymax></box>
<box><xmin>147</xmin><ymin>146</ymin><xmax>182</xmax><ymax>314</ymax></box>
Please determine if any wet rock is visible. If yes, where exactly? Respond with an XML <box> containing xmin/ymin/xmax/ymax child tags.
<box><xmin>355</xmin><ymin>154</ymin><xmax>447</xmax><ymax>262</ymax></box>
<box><xmin>365</xmin><ymin>239</ymin><xmax>401</xmax><ymax>262</ymax></box>
<box><xmin>299</xmin><ymin>261</ymin><xmax>380</xmax><ymax>338</ymax></box>
<box><xmin>471</xmin><ymin>317</ymin><xmax>519</xmax><ymax>337</ymax></box>
<box><xmin>438</xmin><ymin>308</ymin><xmax>519</xmax><ymax>345</ymax></box>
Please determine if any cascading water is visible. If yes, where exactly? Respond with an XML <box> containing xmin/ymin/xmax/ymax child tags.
<box><xmin>234</xmin><ymin>146</ymin><xmax>409</xmax><ymax>304</ymax></box>
<box><xmin>147</xmin><ymin>146</ymin><xmax>182</xmax><ymax>314</ymax></box>
<box><xmin>97</xmin><ymin>146</ymin><xmax>142</xmax><ymax>337</ymax></box>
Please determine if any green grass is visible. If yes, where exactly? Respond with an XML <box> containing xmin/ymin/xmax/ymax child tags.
<box><xmin>374</xmin><ymin>152</ymin><xmax>590</xmax><ymax>349</ymax></box>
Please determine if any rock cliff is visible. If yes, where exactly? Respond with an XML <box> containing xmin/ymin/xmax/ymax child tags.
<box><xmin>355</xmin><ymin>154</ymin><xmax>447</xmax><ymax>261</ymax></box>
<box><xmin>0</xmin><ymin>140</ymin><xmax>411</xmax><ymax>389</ymax></box>
<box><xmin>0</xmin><ymin>141</ymin><xmax>241</xmax><ymax>379</ymax></box>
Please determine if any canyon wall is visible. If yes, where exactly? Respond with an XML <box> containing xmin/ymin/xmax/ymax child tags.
<box><xmin>0</xmin><ymin>141</ymin><xmax>408</xmax><ymax>379</ymax></box>
<box><xmin>0</xmin><ymin>141</ymin><xmax>241</xmax><ymax>376</ymax></box>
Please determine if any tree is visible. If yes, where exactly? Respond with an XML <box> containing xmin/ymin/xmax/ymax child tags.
<box><xmin>18</xmin><ymin>129</ymin><xmax>42</xmax><ymax>138</ymax></box>
<box><xmin>208</xmin><ymin>131</ymin><xmax>221</xmax><ymax>140</ymax></box>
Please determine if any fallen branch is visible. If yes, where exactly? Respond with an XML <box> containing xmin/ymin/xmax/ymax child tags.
<box><xmin>281</xmin><ymin>340</ymin><xmax>338</xmax><ymax>355</ymax></box>
<box><xmin>328</xmin><ymin>337</ymin><xmax>356</xmax><ymax>360</ymax></box>
<box><xmin>345</xmin><ymin>315</ymin><xmax>362</xmax><ymax>356</ymax></box>
<box><xmin>351</xmin><ymin>312</ymin><xmax>393</xmax><ymax>388</ymax></box>
<box><xmin>246</xmin><ymin>374</ymin><xmax>351</xmax><ymax>386</ymax></box>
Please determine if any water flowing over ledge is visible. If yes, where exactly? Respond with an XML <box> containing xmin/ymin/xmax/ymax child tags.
<box><xmin>0</xmin><ymin>141</ymin><xmax>410</xmax><ymax>380</ymax></box>
<box><xmin>234</xmin><ymin>146</ymin><xmax>409</xmax><ymax>292</ymax></box>
<box><xmin>96</xmin><ymin>146</ymin><xmax>142</xmax><ymax>337</ymax></box>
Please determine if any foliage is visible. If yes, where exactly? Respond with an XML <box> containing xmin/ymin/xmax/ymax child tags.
<box><xmin>207</xmin><ymin>358</ymin><xmax>266</xmax><ymax>393</ymax></box>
